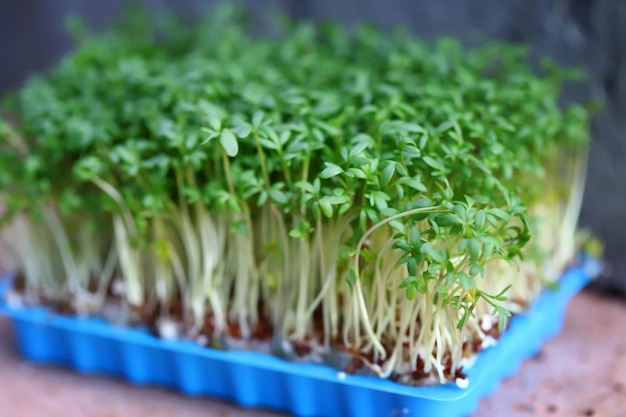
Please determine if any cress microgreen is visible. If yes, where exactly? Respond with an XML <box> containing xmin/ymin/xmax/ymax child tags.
<box><xmin>0</xmin><ymin>5</ymin><xmax>592</xmax><ymax>385</ymax></box>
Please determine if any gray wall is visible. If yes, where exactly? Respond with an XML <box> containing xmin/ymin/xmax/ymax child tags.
<box><xmin>1</xmin><ymin>0</ymin><xmax>624</xmax><ymax>294</ymax></box>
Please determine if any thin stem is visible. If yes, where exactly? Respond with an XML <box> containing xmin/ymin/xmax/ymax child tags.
<box><xmin>350</xmin><ymin>205</ymin><xmax>445</xmax><ymax>358</ymax></box>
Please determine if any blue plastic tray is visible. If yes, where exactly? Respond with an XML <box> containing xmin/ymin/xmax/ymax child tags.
<box><xmin>0</xmin><ymin>259</ymin><xmax>599</xmax><ymax>417</ymax></box>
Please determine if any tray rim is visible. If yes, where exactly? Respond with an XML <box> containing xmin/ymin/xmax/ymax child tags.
<box><xmin>0</xmin><ymin>255</ymin><xmax>600</xmax><ymax>403</ymax></box>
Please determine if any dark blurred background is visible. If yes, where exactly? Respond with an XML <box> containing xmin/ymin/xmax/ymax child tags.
<box><xmin>0</xmin><ymin>0</ymin><xmax>624</xmax><ymax>294</ymax></box>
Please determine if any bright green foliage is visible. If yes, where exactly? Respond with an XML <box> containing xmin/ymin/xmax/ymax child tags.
<box><xmin>0</xmin><ymin>6</ymin><xmax>591</xmax><ymax>384</ymax></box>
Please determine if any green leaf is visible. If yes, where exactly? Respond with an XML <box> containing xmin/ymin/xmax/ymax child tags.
<box><xmin>257</xmin><ymin>191</ymin><xmax>268</xmax><ymax>206</ymax></box>
<box><xmin>232</xmin><ymin>124</ymin><xmax>252</xmax><ymax>138</ymax></box>
<box><xmin>407</xmin><ymin>257</ymin><xmax>417</xmax><ymax>276</ymax></box>
<box><xmin>269</xmin><ymin>188</ymin><xmax>288</xmax><ymax>205</ymax></box>
<box><xmin>468</xmin><ymin>239</ymin><xmax>480</xmax><ymax>262</ymax></box>
<box><xmin>319</xmin><ymin>197</ymin><xmax>333</xmax><ymax>218</ymax></box>
<box><xmin>220</xmin><ymin>129</ymin><xmax>239</xmax><ymax>157</ymax></box>
<box><xmin>436</xmin><ymin>120</ymin><xmax>455</xmax><ymax>132</ymax></box>
<box><xmin>320</xmin><ymin>163</ymin><xmax>344</xmax><ymax>179</ymax></box>
<box><xmin>401</xmin><ymin>122</ymin><xmax>425</xmax><ymax>133</ymax></box>
<box><xmin>475</xmin><ymin>210</ymin><xmax>486</xmax><ymax>229</ymax></box>
<box><xmin>428</xmin><ymin>218</ymin><xmax>441</xmax><ymax>236</ymax></box>
<box><xmin>74</xmin><ymin>156</ymin><xmax>104</xmax><ymax>180</ymax></box>
<box><xmin>493</xmin><ymin>306</ymin><xmax>512</xmax><ymax>332</ymax></box>
<box><xmin>325</xmin><ymin>194</ymin><xmax>349</xmax><ymax>205</ymax></box>
<box><xmin>469</xmin><ymin>264</ymin><xmax>483</xmax><ymax>276</ymax></box>
<box><xmin>494</xmin><ymin>284</ymin><xmax>512</xmax><ymax>301</ymax></box>
<box><xmin>498</xmin><ymin>314</ymin><xmax>506</xmax><ymax>332</ymax></box>
<box><xmin>380</xmin><ymin>164</ymin><xmax>395</xmax><ymax>186</ymax></box>
<box><xmin>373</xmin><ymin>191</ymin><xmax>389</xmax><ymax>210</ymax></box>
<box><xmin>350</xmin><ymin>156</ymin><xmax>371</xmax><ymax>166</ymax></box>
<box><xmin>489</xmin><ymin>208</ymin><xmax>511</xmax><ymax>221</ymax></box>
<box><xmin>346</xmin><ymin>167</ymin><xmax>367</xmax><ymax>179</ymax></box>
<box><xmin>209</xmin><ymin>117</ymin><xmax>222</xmax><ymax>132</ymax></box>
<box><xmin>457</xmin><ymin>271</ymin><xmax>471</xmax><ymax>291</ymax></box>
<box><xmin>399</xmin><ymin>275</ymin><xmax>417</xmax><ymax>288</ymax></box>
<box><xmin>412</xmin><ymin>197</ymin><xmax>433</xmax><ymax>209</ymax></box>
<box><xmin>350</xmin><ymin>141</ymin><xmax>370</xmax><ymax>156</ymax></box>
<box><xmin>314</xmin><ymin>120</ymin><xmax>341</xmax><ymax>136</ymax></box>
<box><xmin>406</xmin><ymin>284</ymin><xmax>417</xmax><ymax>300</ymax></box>
<box><xmin>252</xmin><ymin>111</ymin><xmax>264</xmax><ymax>127</ymax></box>
<box><xmin>259</xmin><ymin>137</ymin><xmax>279</xmax><ymax>150</ymax></box>
<box><xmin>483</xmin><ymin>242</ymin><xmax>495</xmax><ymax>258</ymax></box>
<box><xmin>389</xmin><ymin>220</ymin><xmax>405</xmax><ymax>234</ymax></box>
<box><xmin>393</xmin><ymin>240</ymin><xmax>411</xmax><ymax>252</ymax></box>
<box><xmin>420</xmin><ymin>242</ymin><xmax>443</xmax><ymax>263</ymax></box>
<box><xmin>201</xmin><ymin>130</ymin><xmax>218</xmax><ymax>145</ymax></box>
<box><xmin>401</xmin><ymin>145</ymin><xmax>421</xmax><ymax>158</ymax></box>
<box><xmin>346</xmin><ymin>268</ymin><xmax>357</xmax><ymax>285</ymax></box>
<box><xmin>457</xmin><ymin>307</ymin><xmax>469</xmax><ymax>329</ymax></box>
<box><xmin>423</xmin><ymin>155</ymin><xmax>445</xmax><ymax>172</ymax></box>
<box><xmin>295</xmin><ymin>181</ymin><xmax>316</xmax><ymax>194</ymax></box>
<box><xmin>437</xmin><ymin>213</ymin><xmax>462</xmax><ymax>226</ymax></box>
<box><xmin>410</xmin><ymin>226</ymin><xmax>421</xmax><ymax>246</ymax></box>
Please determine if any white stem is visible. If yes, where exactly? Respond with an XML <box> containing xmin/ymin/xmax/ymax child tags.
<box><xmin>44</xmin><ymin>208</ymin><xmax>82</xmax><ymax>294</ymax></box>
<box><xmin>94</xmin><ymin>241</ymin><xmax>118</xmax><ymax>307</ymax></box>
<box><xmin>113</xmin><ymin>215</ymin><xmax>143</xmax><ymax>306</ymax></box>
<box><xmin>351</xmin><ymin>206</ymin><xmax>446</xmax><ymax>359</ymax></box>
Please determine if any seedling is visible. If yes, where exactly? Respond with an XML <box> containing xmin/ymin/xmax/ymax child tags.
<box><xmin>0</xmin><ymin>7</ymin><xmax>591</xmax><ymax>385</ymax></box>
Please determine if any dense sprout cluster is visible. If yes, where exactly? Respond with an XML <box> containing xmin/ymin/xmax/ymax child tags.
<box><xmin>0</xmin><ymin>7</ymin><xmax>591</xmax><ymax>384</ymax></box>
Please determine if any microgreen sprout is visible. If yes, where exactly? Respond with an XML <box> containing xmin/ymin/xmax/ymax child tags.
<box><xmin>0</xmin><ymin>6</ymin><xmax>592</xmax><ymax>384</ymax></box>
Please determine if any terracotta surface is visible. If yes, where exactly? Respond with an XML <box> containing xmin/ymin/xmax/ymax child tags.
<box><xmin>0</xmin><ymin>289</ymin><xmax>624</xmax><ymax>417</ymax></box>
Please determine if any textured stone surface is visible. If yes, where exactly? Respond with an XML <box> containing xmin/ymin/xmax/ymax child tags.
<box><xmin>0</xmin><ymin>288</ymin><xmax>624</xmax><ymax>417</ymax></box>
